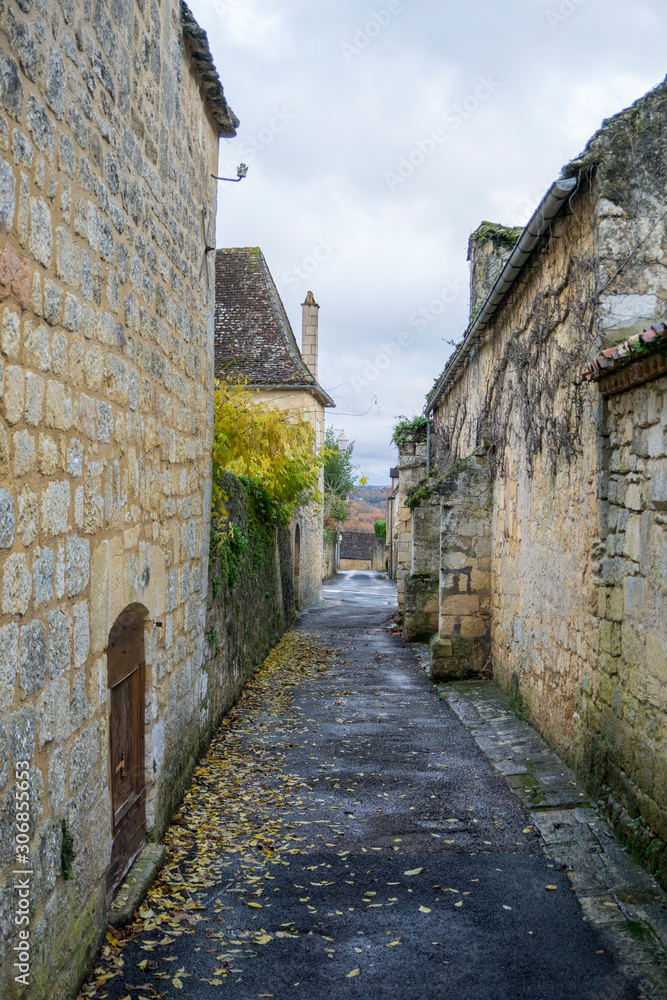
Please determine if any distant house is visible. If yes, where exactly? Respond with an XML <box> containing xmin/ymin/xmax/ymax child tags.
<box><xmin>339</xmin><ymin>531</ymin><xmax>384</xmax><ymax>571</ymax></box>
<box><xmin>214</xmin><ymin>248</ymin><xmax>334</xmax><ymax>607</ymax></box>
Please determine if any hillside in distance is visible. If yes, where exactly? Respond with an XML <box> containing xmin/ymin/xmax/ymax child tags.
<box><xmin>343</xmin><ymin>485</ymin><xmax>388</xmax><ymax>533</ymax></box>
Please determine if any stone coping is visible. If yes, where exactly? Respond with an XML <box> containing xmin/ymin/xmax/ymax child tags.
<box><xmin>107</xmin><ymin>843</ymin><xmax>166</xmax><ymax>928</ymax></box>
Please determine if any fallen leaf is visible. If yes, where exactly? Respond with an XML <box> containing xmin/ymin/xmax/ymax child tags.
<box><xmin>404</xmin><ymin>868</ymin><xmax>423</xmax><ymax>876</ymax></box>
<box><xmin>545</xmin><ymin>885</ymin><xmax>558</xmax><ymax>891</ymax></box>
<box><xmin>255</xmin><ymin>934</ymin><xmax>273</xmax><ymax>945</ymax></box>
<box><xmin>346</xmin><ymin>968</ymin><xmax>360</xmax><ymax>978</ymax></box>
<box><xmin>172</xmin><ymin>978</ymin><xmax>183</xmax><ymax>989</ymax></box>
<box><xmin>386</xmin><ymin>940</ymin><xmax>401</xmax><ymax>947</ymax></box>
<box><xmin>522</xmin><ymin>828</ymin><xmax>532</xmax><ymax>834</ymax></box>
<box><xmin>248</xmin><ymin>901</ymin><xmax>263</xmax><ymax>908</ymax></box>
<box><xmin>419</xmin><ymin>905</ymin><xmax>431</xmax><ymax>913</ymax></box>
<box><xmin>454</xmin><ymin>901</ymin><xmax>463</xmax><ymax>908</ymax></box>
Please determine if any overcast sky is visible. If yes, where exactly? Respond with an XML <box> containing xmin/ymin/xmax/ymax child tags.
<box><xmin>190</xmin><ymin>0</ymin><xmax>667</xmax><ymax>484</ymax></box>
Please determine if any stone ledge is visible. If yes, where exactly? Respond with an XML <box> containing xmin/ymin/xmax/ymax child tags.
<box><xmin>107</xmin><ymin>843</ymin><xmax>166</xmax><ymax>928</ymax></box>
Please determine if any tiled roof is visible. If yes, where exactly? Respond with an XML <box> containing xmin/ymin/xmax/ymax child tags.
<box><xmin>181</xmin><ymin>3</ymin><xmax>238</xmax><ymax>138</ymax></box>
<box><xmin>582</xmin><ymin>323</ymin><xmax>667</xmax><ymax>382</ymax></box>
<box><xmin>339</xmin><ymin>531</ymin><xmax>375</xmax><ymax>560</ymax></box>
<box><xmin>214</xmin><ymin>248</ymin><xmax>334</xmax><ymax>406</ymax></box>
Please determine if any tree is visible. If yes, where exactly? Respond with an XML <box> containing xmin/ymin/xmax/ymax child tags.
<box><xmin>212</xmin><ymin>378</ymin><xmax>322</xmax><ymax>524</ymax></box>
<box><xmin>322</xmin><ymin>427</ymin><xmax>356</xmax><ymax>524</ymax></box>
<box><xmin>374</xmin><ymin>519</ymin><xmax>386</xmax><ymax>541</ymax></box>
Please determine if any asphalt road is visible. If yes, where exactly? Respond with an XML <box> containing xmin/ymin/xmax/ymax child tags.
<box><xmin>93</xmin><ymin>571</ymin><xmax>641</xmax><ymax>1000</ymax></box>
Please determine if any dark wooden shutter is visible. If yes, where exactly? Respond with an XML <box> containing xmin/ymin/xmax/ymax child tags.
<box><xmin>106</xmin><ymin>612</ymin><xmax>146</xmax><ymax>895</ymax></box>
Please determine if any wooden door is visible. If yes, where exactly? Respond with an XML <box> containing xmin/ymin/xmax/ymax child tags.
<box><xmin>106</xmin><ymin>612</ymin><xmax>146</xmax><ymax>895</ymax></box>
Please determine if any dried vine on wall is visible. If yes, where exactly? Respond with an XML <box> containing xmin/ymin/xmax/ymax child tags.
<box><xmin>475</xmin><ymin>254</ymin><xmax>598</xmax><ymax>478</ymax></box>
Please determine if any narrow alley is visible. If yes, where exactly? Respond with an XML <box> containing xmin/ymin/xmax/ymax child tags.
<box><xmin>79</xmin><ymin>573</ymin><xmax>665</xmax><ymax>1000</ymax></box>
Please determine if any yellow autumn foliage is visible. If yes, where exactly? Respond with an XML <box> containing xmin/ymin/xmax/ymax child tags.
<box><xmin>212</xmin><ymin>379</ymin><xmax>322</xmax><ymax>521</ymax></box>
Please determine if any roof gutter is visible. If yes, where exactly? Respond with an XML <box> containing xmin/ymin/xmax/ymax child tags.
<box><xmin>425</xmin><ymin>175</ymin><xmax>578</xmax><ymax>415</ymax></box>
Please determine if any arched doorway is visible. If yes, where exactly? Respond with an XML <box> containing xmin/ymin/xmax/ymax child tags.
<box><xmin>106</xmin><ymin>611</ymin><xmax>146</xmax><ymax>895</ymax></box>
<box><xmin>293</xmin><ymin>523</ymin><xmax>301</xmax><ymax>606</ymax></box>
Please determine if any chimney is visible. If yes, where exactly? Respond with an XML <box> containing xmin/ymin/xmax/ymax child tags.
<box><xmin>301</xmin><ymin>290</ymin><xmax>319</xmax><ymax>380</ymax></box>
<box><xmin>468</xmin><ymin>222</ymin><xmax>522</xmax><ymax>323</ymax></box>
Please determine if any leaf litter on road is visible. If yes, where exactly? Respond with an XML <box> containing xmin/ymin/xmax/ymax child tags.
<box><xmin>78</xmin><ymin>631</ymin><xmax>333</xmax><ymax>999</ymax></box>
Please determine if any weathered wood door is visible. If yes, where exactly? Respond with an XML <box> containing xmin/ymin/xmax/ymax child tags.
<box><xmin>106</xmin><ymin>612</ymin><xmax>146</xmax><ymax>895</ymax></box>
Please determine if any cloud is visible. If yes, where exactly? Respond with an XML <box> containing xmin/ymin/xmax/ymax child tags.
<box><xmin>194</xmin><ymin>0</ymin><xmax>667</xmax><ymax>483</ymax></box>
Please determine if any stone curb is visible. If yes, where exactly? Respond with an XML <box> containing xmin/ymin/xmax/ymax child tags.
<box><xmin>435</xmin><ymin>677</ymin><xmax>667</xmax><ymax>998</ymax></box>
<box><xmin>107</xmin><ymin>844</ymin><xmax>166</xmax><ymax>928</ymax></box>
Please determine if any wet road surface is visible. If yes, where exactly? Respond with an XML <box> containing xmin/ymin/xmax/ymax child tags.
<box><xmin>88</xmin><ymin>571</ymin><xmax>642</xmax><ymax>1000</ymax></box>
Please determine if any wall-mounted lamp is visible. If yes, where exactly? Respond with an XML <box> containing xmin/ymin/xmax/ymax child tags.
<box><xmin>337</xmin><ymin>432</ymin><xmax>349</xmax><ymax>452</ymax></box>
<box><xmin>212</xmin><ymin>163</ymin><xmax>249</xmax><ymax>182</ymax></box>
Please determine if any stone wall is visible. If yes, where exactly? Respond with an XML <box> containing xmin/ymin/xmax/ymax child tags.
<box><xmin>395</xmin><ymin>434</ymin><xmax>427</xmax><ymax>620</ymax></box>
<box><xmin>395</xmin><ymin>433</ymin><xmax>441</xmax><ymax>641</ymax></box>
<box><xmin>582</xmin><ymin>375</ymin><xmax>667</xmax><ymax>874</ymax></box>
<box><xmin>422</xmin><ymin>80</ymin><xmax>667</xmax><ymax>883</ymax></box>
<box><xmin>431</xmin><ymin>451</ymin><xmax>492</xmax><ymax>677</ymax></box>
<box><xmin>252</xmin><ymin>386</ymin><xmax>325</xmax><ymax>609</ymax></box>
<box><xmin>322</xmin><ymin>528</ymin><xmax>336</xmax><ymax>579</ymax></box>
<box><xmin>0</xmin><ymin>0</ymin><xmax>234</xmax><ymax>994</ymax></box>
<box><xmin>403</xmin><ymin>491</ymin><xmax>439</xmax><ymax>641</ymax></box>
<box><xmin>204</xmin><ymin>474</ymin><xmax>294</xmax><ymax>745</ymax></box>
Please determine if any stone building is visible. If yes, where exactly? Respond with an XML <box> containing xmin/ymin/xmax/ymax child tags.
<box><xmin>384</xmin><ymin>468</ymin><xmax>399</xmax><ymax>579</ymax></box>
<box><xmin>338</xmin><ymin>529</ymin><xmax>384</xmax><ymax>571</ymax></box>
<box><xmin>0</xmin><ymin>0</ymin><xmax>238</xmax><ymax>994</ymax></box>
<box><xmin>214</xmin><ymin>247</ymin><xmax>334</xmax><ymax>608</ymax></box>
<box><xmin>405</xmin><ymin>78</ymin><xmax>667</xmax><ymax>882</ymax></box>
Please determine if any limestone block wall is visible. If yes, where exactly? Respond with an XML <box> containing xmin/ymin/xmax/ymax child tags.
<box><xmin>0</xmin><ymin>0</ymin><xmax>227</xmax><ymax>993</ymax></box>
<box><xmin>291</xmin><ymin>503</ymin><xmax>323</xmax><ymax>609</ymax></box>
<box><xmin>205</xmin><ymin>474</ymin><xmax>295</xmax><ymax>730</ymax></box>
<box><xmin>322</xmin><ymin>529</ymin><xmax>336</xmax><ymax>579</ymax></box>
<box><xmin>431</xmin><ymin>185</ymin><xmax>601</xmax><ymax>746</ymax></box>
<box><xmin>252</xmin><ymin>386</ymin><xmax>325</xmax><ymax>609</ymax></box>
<box><xmin>437</xmin><ymin>452</ymin><xmax>492</xmax><ymax>671</ymax></box>
<box><xmin>583</xmin><ymin>376</ymin><xmax>667</xmax><ymax>859</ymax></box>
<box><xmin>403</xmin><ymin>492</ymin><xmax>439</xmax><ymax>641</ymax></box>
<box><xmin>395</xmin><ymin>436</ymin><xmax>427</xmax><ymax>619</ymax></box>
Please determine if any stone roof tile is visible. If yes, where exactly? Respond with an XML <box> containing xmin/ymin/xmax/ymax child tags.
<box><xmin>181</xmin><ymin>2</ymin><xmax>239</xmax><ymax>137</ymax></box>
<box><xmin>214</xmin><ymin>248</ymin><xmax>334</xmax><ymax>406</ymax></box>
<box><xmin>339</xmin><ymin>531</ymin><xmax>376</xmax><ymax>560</ymax></box>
